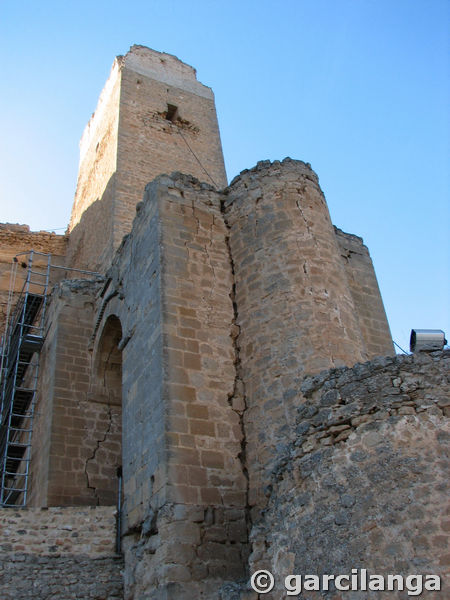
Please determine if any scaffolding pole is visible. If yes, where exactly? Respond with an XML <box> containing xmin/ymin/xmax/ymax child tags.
<box><xmin>0</xmin><ymin>251</ymin><xmax>51</xmax><ymax>507</ymax></box>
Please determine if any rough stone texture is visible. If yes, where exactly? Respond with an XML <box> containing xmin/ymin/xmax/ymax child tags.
<box><xmin>3</xmin><ymin>46</ymin><xmax>441</xmax><ymax>600</ymax></box>
<box><xmin>0</xmin><ymin>223</ymin><xmax>67</xmax><ymax>334</ymax></box>
<box><xmin>157</xmin><ymin>174</ymin><xmax>245</xmax><ymax>512</ymax></box>
<box><xmin>335</xmin><ymin>226</ymin><xmax>394</xmax><ymax>358</ymax></box>
<box><xmin>224</xmin><ymin>159</ymin><xmax>368</xmax><ymax>513</ymax></box>
<box><xmin>67</xmin><ymin>45</ymin><xmax>227</xmax><ymax>272</ymax></box>
<box><xmin>1</xmin><ymin>555</ymin><xmax>123</xmax><ymax>600</ymax></box>
<box><xmin>66</xmin><ymin>52</ymin><xmax>121</xmax><ymax>274</ymax></box>
<box><xmin>122</xmin><ymin>503</ymin><xmax>248</xmax><ymax>600</ymax></box>
<box><xmin>28</xmin><ymin>278</ymin><xmax>123</xmax><ymax>507</ymax></box>
<box><xmin>0</xmin><ymin>506</ymin><xmax>123</xmax><ymax>599</ymax></box>
<box><xmin>88</xmin><ymin>172</ymin><xmax>249</xmax><ymax>597</ymax></box>
<box><xmin>247</xmin><ymin>350</ymin><xmax>449</xmax><ymax>599</ymax></box>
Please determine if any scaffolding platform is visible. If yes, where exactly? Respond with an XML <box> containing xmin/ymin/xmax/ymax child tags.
<box><xmin>0</xmin><ymin>251</ymin><xmax>51</xmax><ymax>507</ymax></box>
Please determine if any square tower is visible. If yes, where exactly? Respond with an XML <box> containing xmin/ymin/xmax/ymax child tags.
<box><xmin>66</xmin><ymin>45</ymin><xmax>227</xmax><ymax>272</ymax></box>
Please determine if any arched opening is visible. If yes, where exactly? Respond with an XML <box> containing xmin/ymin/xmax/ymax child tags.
<box><xmin>86</xmin><ymin>315</ymin><xmax>123</xmax><ymax>505</ymax></box>
<box><xmin>96</xmin><ymin>315</ymin><xmax>123</xmax><ymax>399</ymax></box>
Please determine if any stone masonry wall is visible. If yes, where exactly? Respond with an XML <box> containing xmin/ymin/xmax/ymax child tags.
<box><xmin>247</xmin><ymin>350</ymin><xmax>449</xmax><ymax>599</ymax></box>
<box><xmin>335</xmin><ymin>226</ymin><xmax>394</xmax><ymax>358</ymax></box>
<box><xmin>99</xmin><ymin>180</ymin><xmax>164</xmax><ymax>530</ymax></box>
<box><xmin>158</xmin><ymin>173</ymin><xmax>245</xmax><ymax>513</ymax></box>
<box><xmin>66</xmin><ymin>54</ymin><xmax>121</xmax><ymax>271</ymax></box>
<box><xmin>29</xmin><ymin>278</ymin><xmax>123</xmax><ymax>507</ymax></box>
<box><xmin>115</xmin><ymin>46</ymin><xmax>227</xmax><ymax>253</ymax></box>
<box><xmin>224</xmin><ymin>158</ymin><xmax>368</xmax><ymax>514</ymax></box>
<box><xmin>97</xmin><ymin>173</ymin><xmax>248</xmax><ymax>598</ymax></box>
<box><xmin>0</xmin><ymin>506</ymin><xmax>123</xmax><ymax>599</ymax></box>
<box><xmin>0</xmin><ymin>223</ymin><xmax>67</xmax><ymax>335</ymax></box>
<box><xmin>67</xmin><ymin>45</ymin><xmax>227</xmax><ymax>273</ymax></box>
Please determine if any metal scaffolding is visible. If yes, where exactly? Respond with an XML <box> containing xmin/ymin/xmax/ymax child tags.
<box><xmin>0</xmin><ymin>251</ymin><xmax>51</xmax><ymax>507</ymax></box>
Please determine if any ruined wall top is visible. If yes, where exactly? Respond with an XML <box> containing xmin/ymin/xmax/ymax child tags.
<box><xmin>79</xmin><ymin>45</ymin><xmax>213</xmax><ymax>163</ymax></box>
<box><xmin>227</xmin><ymin>157</ymin><xmax>320</xmax><ymax>190</ymax></box>
<box><xmin>69</xmin><ymin>44</ymin><xmax>226</xmax><ymax>271</ymax></box>
<box><xmin>121</xmin><ymin>45</ymin><xmax>214</xmax><ymax>99</ymax></box>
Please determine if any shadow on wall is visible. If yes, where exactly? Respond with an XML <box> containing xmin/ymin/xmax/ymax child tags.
<box><xmin>86</xmin><ymin>314</ymin><xmax>123</xmax><ymax>506</ymax></box>
<box><xmin>66</xmin><ymin>173</ymin><xmax>116</xmax><ymax>273</ymax></box>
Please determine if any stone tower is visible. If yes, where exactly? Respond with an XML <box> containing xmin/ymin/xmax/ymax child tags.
<box><xmin>1</xmin><ymin>45</ymin><xmax>446</xmax><ymax>600</ymax></box>
<box><xmin>67</xmin><ymin>45</ymin><xmax>227</xmax><ymax>272</ymax></box>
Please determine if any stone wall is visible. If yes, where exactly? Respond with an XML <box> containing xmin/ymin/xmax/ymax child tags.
<box><xmin>67</xmin><ymin>45</ymin><xmax>227</xmax><ymax>272</ymax></box>
<box><xmin>0</xmin><ymin>158</ymin><xmax>400</xmax><ymax>599</ymax></box>
<box><xmin>66</xmin><ymin>53</ymin><xmax>121</xmax><ymax>272</ymax></box>
<box><xmin>0</xmin><ymin>506</ymin><xmax>123</xmax><ymax>599</ymax></box>
<box><xmin>5</xmin><ymin>41</ymin><xmax>441</xmax><ymax>600</ymax></box>
<box><xmin>122</xmin><ymin>503</ymin><xmax>247</xmax><ymax>599</ymax></box>
<box><xmin>157</xmin><ymin>173</ymin><xmax>245</xmax><ymax>512</ymax></box>
<box><xmin>223</xmin><ymin>159</ymin><xmax>368</xmax><ymax>513</ymax></box>
<box><xmin>0</xmin><ymin>223</ymin><xmax>67</xmax><ymax>335</ymax></box>
<box><xmin>247</xmin><ymin>349</ymin><xmax>449</xmax><ymax>599</ymax></box>
<box><xmin>335</xmin><ymin>226</ymin><xmax>394</xmax><ymax>358</ymax></box>
<box><xmin>94</xmin><ymin>172</ymin><xmax>248</xmax><ymax>598</ymax></box>
<box><xmin>97</xmin><ymin>176</ymin><xmax>165</xmax><ymax>530</ymax></box>
<box><xmin>115</xmin><ymin>46</ymin><xmax>227</xmax><ymax>253</ymax></box>
<box><xmin>28</xmin><ymin>278</ymin><xmax>123</xmax><ymax>507</ymax></box>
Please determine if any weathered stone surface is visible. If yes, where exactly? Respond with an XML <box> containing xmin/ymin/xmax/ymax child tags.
<box><xmin>28</xmin><ymin>277</ymin><xmax>123</xmax><ymax>508</ymax></box>
<box><xmin>0</xmin><ymin>506</ymin><xmax>123</xmax><ymax>599</ymax></box>
<box><xmin>335</xmin><ymin>227</ymin><xmax>394</xmax><ymax>358</ymax></box>
<box><xmin>96</xmin><ymin>173</ymin><xmax>249</xmax><ymax>598</ymax></box>
<box><xmin>248</xmin><ymin>350</ymin><xmax>449</xmax><ymax>599</ymax></box>
<box><xmin>223</xmin><ymin>158</ymin><xmax>368</xmax><ymax>512</ymax></box>
<box><xmin>1</xmin><ymin>46</ymin><xmax>444</xmax><ymax>600</ymax></box>
<box><xmin>0</xmin><ymin>223</ymin><xmax>67</xmax><ymax>333</ymax></box>
<box><xmin>66</xmin><ymin>45</ymin><xmax>227</xmax><ymax>272</ymax></box>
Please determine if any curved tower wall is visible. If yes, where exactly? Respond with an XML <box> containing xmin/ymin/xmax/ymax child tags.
<box><xmin>248</xmin><ymin>350</ymin><xmax>449</xmax><ymax>599</ymax></box>
<box><xmin>224</xmin><ymin>158</ymin><xmax>368</xmax><ymax>510</ymax></box>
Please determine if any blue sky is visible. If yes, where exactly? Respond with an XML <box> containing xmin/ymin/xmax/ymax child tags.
<box><xmin>0</xmin><ymin>0</ymin><xmax>448</xmax><ymax>353</ymax></box>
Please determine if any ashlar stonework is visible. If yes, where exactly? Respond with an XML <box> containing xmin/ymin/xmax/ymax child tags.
<box><xmin>0</xmin><ymin>45</ymin><xmax>447</xmax><ymax>599</ymax></box>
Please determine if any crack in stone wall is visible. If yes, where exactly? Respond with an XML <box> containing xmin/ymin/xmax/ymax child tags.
<box><xmin>84</xmin><ymin>404</ymin><xmax>114</xmax><ymax>505</ymax></box>
<box><xmin>223</xmin><ymin>217</ymin><xmax>252</xmax><ymax>553</ymax></box>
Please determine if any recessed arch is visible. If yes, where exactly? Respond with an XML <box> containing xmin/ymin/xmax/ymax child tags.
<box><xmin>95</xmin><ymin>314</ymin><xmax>123</xmax><ymax>399</ymax></box>
<box><xmin>86</xmin><ymin>314</ymin><xmax>123</xmax><ymax>506</ymax></box>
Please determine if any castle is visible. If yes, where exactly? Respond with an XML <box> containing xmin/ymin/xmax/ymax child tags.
<box><xmin>0</xmin><ymin>45</ymin><xmax>448</xmax><ymax>599</ymax></box>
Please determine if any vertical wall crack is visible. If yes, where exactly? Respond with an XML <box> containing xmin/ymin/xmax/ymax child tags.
<box><xmin>295</xmin><ymin>193</ymin><xmax>318</xmax><ymax>247</ymax></box>
<box><xmin>84</xmin><ymin>404</ymin><xmax>113</xmax><ymax>505</ymax></box>
<box><xmin>84</xmin><ymin>343</ymin><xmax>116</xmax><ymax>504</ymax></box>
<box><xmin>221</xmin><ymin>198</ymin><xmax>252</xmax><ymax>569</ymax></box>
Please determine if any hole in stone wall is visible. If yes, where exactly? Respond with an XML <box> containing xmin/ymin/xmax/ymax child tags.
<box><xmin>166</xmin><ymin>103</ymin><xmax>179</xmax><ymax>123</ymax></box>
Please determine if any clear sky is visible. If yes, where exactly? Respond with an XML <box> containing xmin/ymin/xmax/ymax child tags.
<box><xmin>0</xmin><ymin>0</ymin><xmax>448</xmax><ymax>353</ymax></box>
